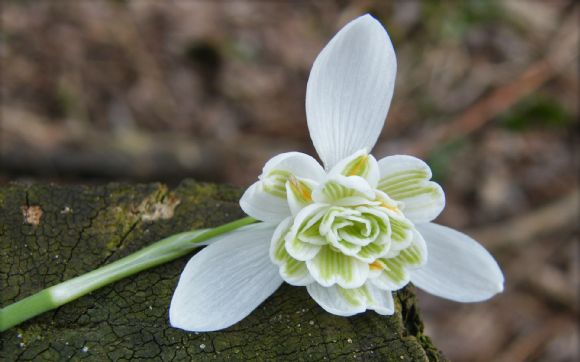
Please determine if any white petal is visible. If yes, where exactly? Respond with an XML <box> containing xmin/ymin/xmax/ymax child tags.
<box><xmin>365</xmin><ymin>283</ymin><xmax>395</xmax><ymax>315</ymax></box>
<box><xmin>306</xmin><ymin>282</ymin><xmax>394</xmax><ymax>317</ymax></box>
<box><xmin>377</xmin><ymin>155</ymin><xmax>445</xmax><ymax>224</ymax></box>
<box><xmin>240</xmin><ymin>182</ymin><xmax>290</xmax><ymax>223</ymax></box>
<box><xmin>306</xmin><ymin>14</ymin><xmax>397</xmax><ymax>169</ymax></box>
<box><xmin>169</xmin><ymin>223</ymin><xmax>283</xmax><ymax>332</ymax></box>
<box><xmin>263</xmin><ymin>152</ymin><xmax>326</xmax><ymax>182</ymax></box>
<box><xmin>307</xmin><ymin>283</ymin><xmax>365</xmax><ymax>316</ymax></box>
<box><xmin>411</xmin><ymin>223</ymin><xmax>504</xmax><ymax>302</ymax></box>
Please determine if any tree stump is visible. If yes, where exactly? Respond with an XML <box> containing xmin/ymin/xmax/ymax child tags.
<box><xmin>0</xmin><ymin>180</ymin><xmax>447</xmax><ymax>361</ymax></box>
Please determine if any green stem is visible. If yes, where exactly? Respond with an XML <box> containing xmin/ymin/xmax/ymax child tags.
<box><xmin>0</xmin><ymin>216</ymin><xmax>256</xmax><ymax>332</ymax></box>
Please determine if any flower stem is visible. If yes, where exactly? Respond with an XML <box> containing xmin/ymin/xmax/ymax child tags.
<box><xmin>0</xmin><ymin>216</ymin><xmax>256</xmax><ymax>332</ymax></box>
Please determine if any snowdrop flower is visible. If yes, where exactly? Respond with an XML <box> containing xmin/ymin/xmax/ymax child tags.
<box><xmin>170</xmin><ymin>14</ymin><xmax>504</xmax><ymax>332</ymax></box>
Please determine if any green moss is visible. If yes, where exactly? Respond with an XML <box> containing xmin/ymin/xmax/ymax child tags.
<box><xmin>0</xmin><ymin>180</ymin><xmax>446</xmax><ymax>361</ymax></box>
<box><xmin>500</xmin><ymin>94</ymin><xmax>571</xmax><ymax>131</ymax></box>
<box><xmin>427</xmin><ymin>138</ymin><xmax>468</xmax><ymax>183</ymax></box>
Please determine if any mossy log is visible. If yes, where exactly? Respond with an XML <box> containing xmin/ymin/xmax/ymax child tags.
<box><xmin>0</xmin><ymin>180</ymin><xmax>447</xmax><ymax>361</ymax></box>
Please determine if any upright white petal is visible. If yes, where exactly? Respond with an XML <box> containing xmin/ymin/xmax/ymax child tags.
<box><xmin>411</xmin><ymin>223</ymin><xmax>504</xmax><ymax>302</ymax></box>
<box><xmin>169</xmin><ymin>223</ymin><xmax>282</xmax><ymax>332</ymax></box>
<box><xmin>306</xmin><ymin>14</ymin><xmax>397</xmax><ymax>169</ymax></box>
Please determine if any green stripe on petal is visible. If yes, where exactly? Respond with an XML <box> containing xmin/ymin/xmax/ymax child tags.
<box><xmin>262</xmin><ymin>169</ymin><xmax>292</xmax><ymax>198</ymax></box>
<box><xmin>371</xmin><ymin>257</ymin><xmax>410</xmax><ymax>291</ymax></box>
<box><xmin>344</xmin><ymin>155</ymin><xmax>370</xmax><ymax>178</ymax></box>
<box><xmin>377</xmin><ymin>155</ymin><xmax>445</xmax><ymax>224</ymax></box>
<box><xmin>285</xmin><ymin>233</ymin><xmax>321</xmax><ymax>261</ymax></box>
<box><xmin>399</xmin><ymin>229</ymin><xmax>427</xmax><ymax>269</ymax></box>
<box><xmin>306</xmin><ymin>246</ymin><xmax>369</xmax><ymax>288</ymax></box>
<box><xmin>307</xmin><ymin>282</ymin><xmax>395</xmax><ymax>317</ymax></box>
<box><xmin>338</xmin><ymin>285</ymin><xmax>374</xmax><ymax>307</ymax></box>
<box><xmin>378</xmin><ymin>170</ymin><xmax>429</xmax><ymax>191</ymax></box>
<box><xmin>389</xmin><ymin>216</ymin><xmax>413</xmax><ymax>250</ymax></box>
<box><xmin>323</xmin><ymin>181</ymin><xmax>356</xmax><ymax>200</ymax></box>
<box><xmin>336</xmin><ymin>283</ymin><xmax>395</xmax><ymax>316</ymax></box>
<box><xmin>328</xmin><ymin>150</ymin><xmax>380</xmax><ymax>187</ymax></box>
<box><xmin>370</xmin><ymin>230</ymin><xmax>427</xmax><ymax>291</ymax></box>
<box><xmin>312</xmin><ymin>175</ymin><xmax>375</xmax><ymax>204</ymax></box>
<box><xmin>356</xmin><ymin>240</ymin><xmax>389</xmax><ymax>263</ymax></box>
<box><xmin>286</xmin><ymin>176</ymin><xmax>317</xmax><ymax>217</ymax></box>
<box><xmin>269</xmin><ymin>218</ymin><xmax>314</xmax><ymax>286</ymax></box>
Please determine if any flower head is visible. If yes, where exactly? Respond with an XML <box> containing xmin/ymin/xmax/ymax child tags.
<box><xmin>170</xmin><ymin>14</ymin><xmax>504</xmax><ymax>331</ymax></box>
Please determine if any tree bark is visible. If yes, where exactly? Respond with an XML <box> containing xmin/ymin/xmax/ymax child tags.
<box><xmin>0</xmin><ymin>180</ymin><xmax>447</xmax><ymax>361</ymax></box>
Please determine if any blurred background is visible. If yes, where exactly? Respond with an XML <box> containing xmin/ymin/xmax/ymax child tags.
<box><xmin>0</xmin><ymin>1</ymin><xmax>578</xmax><ymax>360</ymax></box>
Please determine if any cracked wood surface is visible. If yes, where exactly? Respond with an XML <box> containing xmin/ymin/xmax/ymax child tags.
<box><xmin>0</xmin><ymin>180</ymin><xmax>447</xmax><ymax>361</ymax></box>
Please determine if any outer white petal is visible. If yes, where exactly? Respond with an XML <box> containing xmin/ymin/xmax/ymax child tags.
<box><xmin>411</xmin><ymin>223</ymin><xmax>504</xmax><ymax>302</ymax></box>
<box><xmin>169</xmin><ymin>223</ymin><xmax>283</xmax><ymax>332</ymax></box>
<box><xmin>240</xmin><ymin>182</ymin><xmax>290</xmax><ymax>223</ymax></box>
<box><xmin>377</xmin><ymin>155</ymin><xmax>445</xmax><ymax>224</ymax></box>
<box><xmin>306</xmin><ymin>14</ymin><xmax>396</xmax><ymax>169</ymax></box>
<box><xmin>306</xmin><ymin>282</ymin><xmax>394</xmax><ymax>316</ymax></box>
<box><xmin>263</xmin><ymin>152</ymin><xmax>326</xmax><ymax>182</ymax></box>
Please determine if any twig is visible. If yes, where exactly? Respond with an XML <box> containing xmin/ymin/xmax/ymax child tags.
<box><xmin>404</xmin><ymin>10</ymin><xmax>578</xmax><ymax>158</ymax></box>
<box><xmin>469</xmin><ymin>190</ymin><xmax>578</xmax><ymax>250</ymax></box>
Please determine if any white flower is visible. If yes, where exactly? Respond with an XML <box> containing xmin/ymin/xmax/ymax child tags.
<box><xmin>169</xmin><ymin>14</ymin><xmax>504</xmax><ymax>332</ymax></box>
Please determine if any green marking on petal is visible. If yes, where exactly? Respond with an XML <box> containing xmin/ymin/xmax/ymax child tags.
<box><xmin>262</xmin><ymin>169</ymin><xmax>293</xmax><ymax>198</ymax></box>
<box><xmin>381</xmin><ymin>258</ymin><xmax>407</xmax><ymax>284</ymax></box>
<box><xmin>397</xmin><ymin>238</ymin><xmax>425</xmax><ymax>267</ymax></box>
<box><xmin>357</xmin><ymin>241</ymin><xmax>388</xmax><ymax>261</ymax></box>
<box><xmin>378</xmin><ymin>170</ymin><xmax>428</xmax><ymax>189</ymax></box>
<box><xmin>377</xmin><ymin>163</ymin><xmax>445</xmax><ymax>224</ymax></box>
<box><xmin>287</xmin><ymin>175</ymin><xmax>313</xmax><ymax>203</ymax></box>
<box><xmin>372</xmin><ymin>232</ymin><xmax>425</xmax><ymax>290</ymax></box>
<box><xmin>298</xmin><ymin>219</ymin><xmax>326</xmax><ymax>245</ymax></box>
<box><xmin>322</xmin><ymin>181</ymin><xmax>356</xmax><ymax>201</ymax></box>
<box><xmin>390</xmin><ymin>217</ymin><xmax>411</xmax><ymax>243</ymax></box>
<box><xmin>339</xmin><ymin>285</ymin><xmax>372</xmax><ymax>306</ymax></box>
<box><xmin>273</xmin><ymin>233</ymin><xmax>288</xmax><ymax>263</ymax></box>
<box><xmin>377</xmin><ymin>167</ymin><xmax>441</xmax><ymax>206</ymax></box>
<box><xmin>343</xmin><ymin>154</ymin><xmax>370</xmax><ymax>178</ymax></box>
<box><xmin>306</xmin><ymin>245</ymin><xmax>370</xmax><ymax>288</ymax></box>
<box><xmin>286</xmin><ymin>233</ymin><xmax>321</xmax><ymax>261</ymax></box>
<box><xmin>337</xmin><ymin>239</ymin><xmax>361</xmax><ymax>254</ymax></box>
<box><xmin>270</xmin><ymin>221</ymin><xmax>313</xmax><ymax>285</ymax></box>
<box><xmin>386</xmin><ymin>183</ymin><xmax>441</xmax><ymax>200</ymax></box>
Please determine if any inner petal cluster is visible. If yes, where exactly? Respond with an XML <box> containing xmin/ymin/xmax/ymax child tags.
<box><xmin>264</xmin><ymin>152</ymin><xmax>429</xmax><ymax>294</ymax></box>
<box><xmin>276</xmin><ymin>176</ymin><xmax>417</xmax><ymax>290</ymax></box>
<box><xmin>241</xmin><ymin>150</ymin><xmax>445</xmax><ymax>314</ymax></box>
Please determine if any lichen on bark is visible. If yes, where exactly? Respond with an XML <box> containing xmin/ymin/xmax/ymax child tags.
<box><xmin>0</xmin><ymin>180</ymin><xmax>447</xmax><ymax>361</ymax></box>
